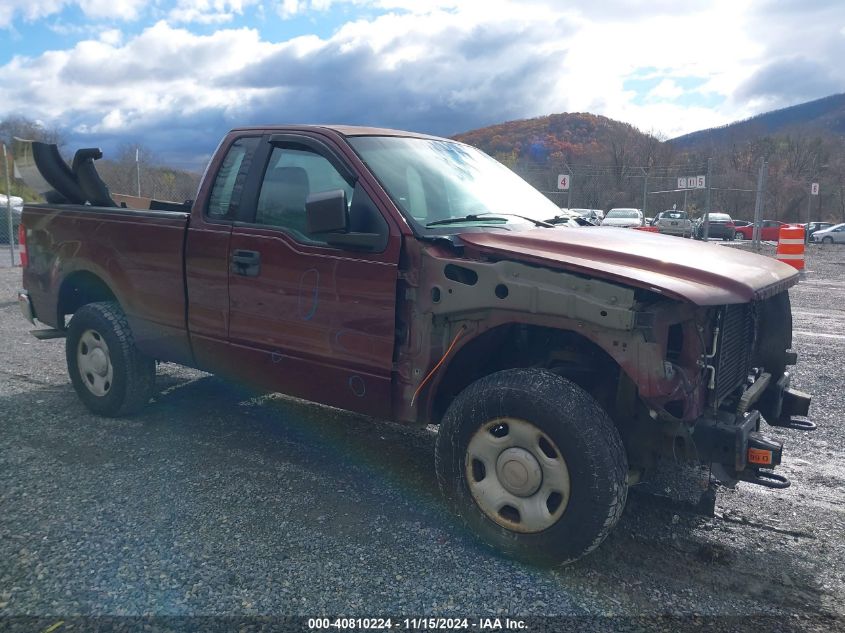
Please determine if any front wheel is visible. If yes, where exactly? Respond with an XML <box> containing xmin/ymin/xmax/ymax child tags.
<box><xmin>66</xmin><ymin>302</ymin><xmax>155</xmax><ymax>417</ymax></box>
<box><xmin>735</xmin><ymin>231</ymin><xmax>745</xmax><ymax>240</ymax></box>
<box><xmin>435</xmin><ymin>369</ymin><xmax>628</xmax><ymax>565</ymax></box>
<box><xmin>822</xmin><ymin>236</ymin><xmax>834</xmax><ymax>244</ymax></box>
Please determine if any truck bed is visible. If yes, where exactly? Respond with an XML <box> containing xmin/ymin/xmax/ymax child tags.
<box><xmin>22</xmin><ymin>203</ymin><xmax>193</xmax><ymax>364</ymax></box>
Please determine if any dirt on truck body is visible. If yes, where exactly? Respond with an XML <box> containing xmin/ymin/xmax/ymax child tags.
<box><xmin>16</xmin><ymin>125</ymin><xmax>813</xmax><ymax>564</ymax></box>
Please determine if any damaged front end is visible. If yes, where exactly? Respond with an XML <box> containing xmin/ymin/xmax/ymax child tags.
<box><xmin>688</xmin><ymin>291</ymin><xmax>813</xmax><ymax>489</ymax></box>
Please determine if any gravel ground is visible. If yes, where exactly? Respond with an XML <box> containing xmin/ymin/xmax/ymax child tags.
<box><xmin>0</xmin><ymin>244</ymin><xmax>843</xmax><ymax>631</ymax></box>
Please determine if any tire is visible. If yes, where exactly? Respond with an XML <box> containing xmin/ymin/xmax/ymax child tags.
<box><xmin>435</xmin><ymin>368</ymin><xmax>628</xmax><ymax>566</ymax></box>
<box><xmin>734</xmin><ymin>231</ymin><xmax>744</xmax><ymax>240</ymax></box>
<box><xmin>66</xmin><ymin>301</ymin><xmax>155</xmax><ymax>417</ymax></box>
<box><xmin>822</xmin><ymin>236</ymin><xmax>834</xmax><ymax>244</ymax></box>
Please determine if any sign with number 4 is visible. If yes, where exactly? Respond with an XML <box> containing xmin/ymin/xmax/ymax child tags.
<box><xmin>557</xmin><ymin>174</ymin><xmax>570</xmax><ymax>190</ymax></box>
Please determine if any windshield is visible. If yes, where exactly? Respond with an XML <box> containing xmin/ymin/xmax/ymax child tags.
<box><xmin>607</xmin><ymin>209</ymin><xmax>639</xmax><ymax>219</ymax></box>
<box><xmin>347</xmin><ymin>136</ymin><xmax>562</xmax><ymax>231</ymax></box>
<box><xmin>706</xmin><ymin>214</ymin><xmax>731</xmax><ymax>222</ymax></box>
<box><xmin>661</xmin><ymin>211</ymin><xmax>688</xmax><ymax>219</ymax></box>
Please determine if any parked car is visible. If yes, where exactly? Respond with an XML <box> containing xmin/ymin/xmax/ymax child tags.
<box><xmin>805</xmin><ymin>222</ymin><xmax>835</xmax><ymax>237</ymax></box>
<box><xmin>0</xmin><ymin>193</ymin><xmax>24</xmax><ymax>244</ymax></box>
<box><xmin>654</xmin><ymin>210</ymin><xmax>693</xmax><ymax>237</ymax></box>
<box><xmin>548</xmin><ymin>209</ymin><xmax>586</xmax><ymax>228</ymax></box>
<box><xmin>569</xmin><ymin>208</ymin><xmax>603</xmax><ymax>224</ymax></box>
<box><xmin>17</xmin><ymin>127</ymin><xmax>812</xmax><ymax>566</ymax></box>
<box><xmin>602</xmin><ymin>207</ymin><xmax>644</xmax><ymax>227</ymax></box>
<box><xmin>734</xmin><ymin>220</ymin><xmax>789</xmax><ymax>241</ymax></box>
<box><xmin>811</xmin><ymin>222</ymin><xmax>845</xmax><ymax>244</ymax></box>
<box><xmin>695</xmin><ymin>213</ymin><xmax>736</xmax><ymax>240</ymax></box>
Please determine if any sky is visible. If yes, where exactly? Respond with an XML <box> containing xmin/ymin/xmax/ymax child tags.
<box><xmin>0</xmin><ymin>0</ymin><xmax>843</xmax><ymax>170</ymax></box>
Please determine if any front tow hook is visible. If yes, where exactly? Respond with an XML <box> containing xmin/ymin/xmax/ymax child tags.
<box><xmin>738</xmin><ymin>470</ymin><xmax>790</xmax><ymax>489</ymax></box>
<box><xmin>767</xmin><ymin>417</ymin><xmax>817</xmax><ymax>431</ymax></box>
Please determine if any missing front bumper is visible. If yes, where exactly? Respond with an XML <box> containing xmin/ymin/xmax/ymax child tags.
<box><xmin>692</xmin><ymin>410</ymin><xmax>788</xmax><ymax>488</ymax></box>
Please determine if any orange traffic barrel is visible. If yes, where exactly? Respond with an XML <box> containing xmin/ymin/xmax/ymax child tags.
<box><xmin>776</xmin><ymin>225</ymin><xmax>805</xmax><ymax>270</ymax></box>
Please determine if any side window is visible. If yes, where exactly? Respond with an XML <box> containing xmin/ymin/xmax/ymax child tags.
<box><xmin>207</xmin><ymin>136</ymin><xmax>259</xmax><ymax>219</ymax></box>
<box><xmin>255</xmin><ymin>145</ymin><xmax>354</xmax><ymax>243</ymax></box>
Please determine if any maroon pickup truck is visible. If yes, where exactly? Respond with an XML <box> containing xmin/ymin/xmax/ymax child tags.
<box><xmin>17</xmin><ymin>126</ymin><xmax>813</xmax><ymax>565</ymax></box>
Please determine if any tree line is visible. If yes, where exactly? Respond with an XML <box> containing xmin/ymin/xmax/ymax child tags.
<box><xmin>456</xmin><ymin>112</ymin><xmax>845</xmax><ymax>223</ymax></box>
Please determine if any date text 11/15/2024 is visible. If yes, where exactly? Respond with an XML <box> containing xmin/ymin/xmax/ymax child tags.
<box><xmin>306</xmin><ymin>617</ymin><xmax>527</xmax><ymax>630</ymax></box>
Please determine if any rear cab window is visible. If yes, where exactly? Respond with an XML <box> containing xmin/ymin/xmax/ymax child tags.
<box><xmin>207</xmin><ymin>136</ymin><xmax>260</xmax><ymax>220</ymax></box>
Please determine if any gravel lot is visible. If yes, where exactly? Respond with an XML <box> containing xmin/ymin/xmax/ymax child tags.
<box><xmin>0</xmin><ymin>244</ymin><xmax>843</xmax><ymax>631</ymax></box>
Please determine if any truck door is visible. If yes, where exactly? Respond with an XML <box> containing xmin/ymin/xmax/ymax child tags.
<box><xmin>185</xmin><ymin>133</ymin><xmax>261</xmax><ymax>373</ymax></box>
<box><xmin>226</xmin><ymin>134</ymin><xmax>400</xmax><ymax>418</ymax></box>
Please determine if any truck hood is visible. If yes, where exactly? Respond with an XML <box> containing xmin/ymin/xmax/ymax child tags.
<box><xmin>458</xmin><ymin>227</ymin><xmax>799</xmax><ymax>306</ymax></box>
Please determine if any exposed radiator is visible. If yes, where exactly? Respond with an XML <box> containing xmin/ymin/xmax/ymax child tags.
<box><xmin>713</xmin><ymin>303</ymin><xmax>755</xmax><ymax>404</ymax></box>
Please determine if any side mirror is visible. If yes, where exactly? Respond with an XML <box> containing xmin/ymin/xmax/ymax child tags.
<box><xmin>305</xmin><ymin>189</ymin><xmax>383</xmax><ymax>251</ymax></box>
<box><xmin>306</xmin><ymin>189</ymin><xmax>349</xmax><ymax>234</ymax></box>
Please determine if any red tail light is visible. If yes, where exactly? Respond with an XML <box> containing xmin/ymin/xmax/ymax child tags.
<box><xmin>18</xmin><ymin>223</ymin><xmax>27</xmax><ymax>268</ymax></box>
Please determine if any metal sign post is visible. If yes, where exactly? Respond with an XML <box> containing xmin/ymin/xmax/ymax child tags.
<box><xmin>806</xmin><ymin>182</ymin><xmax>819</xmax><ymax>243</ymax></box>
<box><xmin>751</xmin><ymin>161</ymin><xmax>767</xmax><ymax>251</ymax></box>
<box><xmin>642</xmin><ymin>168</ymin><xmax>648</xmax><ymax>218</ymax></box>
<box><xmin>557</xmin><ymin>173</ymin><xmax>571</xmax><ymax>208</ymax></box>
<box><xmin>2</xmin><ymin>143</ymin><xmax>14</xmax><ymax>266</ymax></box>
<box><xmin>702</xmin><ymin>159</ymin><xmax>712</xmax><ymax>240</ymax></box>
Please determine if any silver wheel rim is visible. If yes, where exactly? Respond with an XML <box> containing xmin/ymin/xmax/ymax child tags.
<box><xmin>466</xmin><ymin>417</ymin><xmax>570</xmax><ymax>533</ymax></box>
<box><xmin>735</xmin><ymin>232</ymin><xmax>743</xmax><ymax>240</ymax></box>
<box><xmin>77</xmin><ymin>329</ymin><xmax>113</xmax><ymax>397</ymax></box>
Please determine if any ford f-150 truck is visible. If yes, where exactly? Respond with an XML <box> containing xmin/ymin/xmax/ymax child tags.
<box><xmin>16</xmin><ymin>126</ymin><xmax>813</xmax><ymax>565</ymax></box>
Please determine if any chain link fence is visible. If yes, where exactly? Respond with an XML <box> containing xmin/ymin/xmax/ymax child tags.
<box><xmin>513</xmin><ymin>160</ymin><xmax>763</xmax><ymax>222</ymax></box>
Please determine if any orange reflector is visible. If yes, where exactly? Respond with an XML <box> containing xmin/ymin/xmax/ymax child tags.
<box><xmin>748</xmin><ymin>448</ymin><xmax>773</xmax><ymax>465</ymax></box>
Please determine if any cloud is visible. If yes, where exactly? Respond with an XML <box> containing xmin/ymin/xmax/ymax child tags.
<box><xmin>736</xmin><ymin>57</ymin><xmax>841</xmax><ymax>108</ymax></box>
<box><xmin>168</xmin><ymin>0</ymin><xmax>260</xmax><ymax>24</ymax></box>
<box><xmin>0</xmin><ymin>0</ymin><xmax>844</xmax><ymax>166</ymax></box>
<box><xmin>648</xmin><ymin>79</ymin><xmax>684</xmax><ymax>101</ymax></box>
<box><xmin>0</xmin><ymin>0</ymin><xmax>145</xmax><ymax>26</ymax></box>
<box><xmin>0</xmin><ymin>3</ymin><xmax>570</xmax><ymax>167</ymax></box>
<box><xmin>78</xmin><ymin>0</ymin><xmax>145</xmax><ymax>20</ymax></box>
<box><xmin>0</xmin><ymin>0</ymin><xmax>68</xmax><ymax>27</ymax></box>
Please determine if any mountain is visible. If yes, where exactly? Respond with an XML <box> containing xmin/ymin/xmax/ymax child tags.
<box><xmin>670</xmin><ymin>93</ymin><xmax>845</xmax><ymax>150</ymax></box>
<box><xmin>451</xmin><ymin>112</ymin><xmax>657</xmax><ymax>164</ymax></box>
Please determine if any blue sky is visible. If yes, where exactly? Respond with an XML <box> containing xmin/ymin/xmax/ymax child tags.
<box><xmin>1</xmin><ymin>0</ymin><xmax>843</xmax><ymax>169</ymax></box>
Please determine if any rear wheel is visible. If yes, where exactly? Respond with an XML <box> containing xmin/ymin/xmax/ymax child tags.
<box><xmin>66</xmin><ymin>302</ymin><xmax>155</xmax><ymax>417</ymax></box>
<box><xmin>435</xmin><ymin>368</ymin><xmax>628</xmax><ymax>565</ymax></box>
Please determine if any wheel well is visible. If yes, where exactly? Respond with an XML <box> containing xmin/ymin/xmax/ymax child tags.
<box><xmin>432</xmin><ymin>323</ymin><xmax>621</xmax><ymax>423</ymax></box>
<box><xmin>57</xmin><ymin>271</ymin><xmax>117</xmax><ymax>326</ymax></box>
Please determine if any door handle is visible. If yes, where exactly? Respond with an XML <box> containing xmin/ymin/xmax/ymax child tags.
<box><xmin>231</xmin><ymin>249</ymin><xmax>261</xmax><ymax>277</ymax></box>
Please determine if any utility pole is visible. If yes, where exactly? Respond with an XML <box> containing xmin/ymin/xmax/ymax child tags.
<box><xmin>642</xmin><ymin>168</ymin><xmax>648</xmax><ymax>218</ymax></box>
<box><xmin>135</xmin><ymin>147</ymin><xmax>141</xmax><ymax>198</ymax></box>
<box><xmin>751</xmin><ymin>160</ymin><xmax>767</xmax><ymax>251</ymax></box>
<box><xmin>2</xmin><ymin>143</ymin><xmax>14</xmax><ymax>266</ymax></box>
<box><xmin>702</xmin><ymin>158</ymin><xmax>712</xmax><ymax>240</ymax></box>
